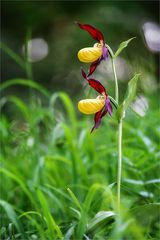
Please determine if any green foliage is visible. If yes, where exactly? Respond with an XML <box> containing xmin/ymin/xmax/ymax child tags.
<box><xmin>122</xmin><ymin>74</ymin><xmax>141</xmax><ymax>111</ymax></box>
<box><xmin>0</xmin><ymin>78</ymin><xmax>50</xmax><ymax>98</ymax></box>
<box><xmin>36</xmin><ymin>189</ymin><xmax>63</xmax><ymax>239</ymax></box>
<box><xmin>107</xmin><ymin>38</ymin><xmax>136</xmax><ymax>60</ymax></box>
<box><xmin>0</xmin><ymin>79</ymin><xmax>159</xmax><ymax>239</ymax></box>
<box><xmin>0</xmin><ymin>200</ymin><xmax>25</xmax><ymax>237</ymax></box>
<box><xmin>87</xmin><ymin>210</ymin><xmax>116</xmax><ymax>233</ymax></box>
<box><xmin>117</xmin><ymin>74</ymin><xmax>141</xmax><ymax>120</ymax></box>
<box><xmin>1</xmin><ymin>2</ymin><xmax>159</xmax><ymax>239</ymax></box>
<box><xmin>131</xmin><ymin>203</ymin><xmax>160</xmax><ymax>226</ymax></box>
<box><xmin>0</xmin><ymin>42</ymin><xmax>26</xmax><ymax>70</ymax></box>
<box><xmin>114</xmin><ymin>37</ymin><xmax>136</xmax><ymax>58</ymax></box>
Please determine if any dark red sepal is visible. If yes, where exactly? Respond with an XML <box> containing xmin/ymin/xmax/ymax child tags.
<box><xmin>76</xmin><ymin>22</ymin><xmax>104</xmax><ymax>42</ymax></box>
<box><xmin>81</xmin><ymin>69</ymin><xmax>87</xmax><ymax>79</ymax></box>
<box><xmin>88</xmin><ymin>59</ymin><xmax>101</xmax><ymax>77</ymax></box>
<box><xmin>91</xmin><ymin>107</ymin><xmax>108</xmax><ymax>132</ymax></box>
<box><xmin>91</xmin><ymin>109</ymin><xmax>103</xmax><ymax>133</ymax></box>
<box><xmin>81</xmin><ymin>69</ymin><xmax>106</xmax><ymax>95</ymax></box>
<box><xmin>91</xmin><ymin>97</ymin><xmax>113</xmax><ymax>133</ymax></box>
<box><xmin>88</xmin><ymin>79</ymin><xmax>106</xmax><ymax>95</ymax></box>
<box><xmin>91</xmin><ymin>106</ymin><xmax>109</xmax><ymax>133</ymax></box>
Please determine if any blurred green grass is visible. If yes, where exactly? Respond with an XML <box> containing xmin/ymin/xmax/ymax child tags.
<box><xmin>0</xmin><ymin>79</ymin><xmax>159</xmax><ymax>239</ymax></box>
<box><xmin>1</xmin><ymin>1</ymin><xmax>159</xmax><ymax>239</ymax></box>
<box><xmin>1</xmin><ymin>1</ymin><xmax>159</xmax><ymax>97</ymax></box>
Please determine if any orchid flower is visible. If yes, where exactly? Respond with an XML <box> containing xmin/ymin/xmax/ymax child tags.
<box><xmin>78</xmin><ymin>70</ymin><xmax>112</xmax><ymax>132</ymax></box>
<box><xmin>76</xmin><ymin>22</ymin><xmax>108</xmax><ymax>76</ymax></box>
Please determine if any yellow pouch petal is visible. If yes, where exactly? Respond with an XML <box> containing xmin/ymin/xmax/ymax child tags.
<box><xmin>78</xmin><ymin>98</ymin><xmax>105</xmax><ymax>114</ymax></box>
<box><xmin>77</xmin><ymin>46</ymin><xmax>102</xmax><ymax>63</ymax></box>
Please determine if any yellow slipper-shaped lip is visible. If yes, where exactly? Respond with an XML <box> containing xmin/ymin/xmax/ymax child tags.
<box><xmin>77</xmin><ymin>46</ymin><xmax>102</xmax><ymax>63</ymax></box>
<box><xmin>78</xmin><ymin>98</ymin><xmax>105</xmax><ymax>114</ymax></box>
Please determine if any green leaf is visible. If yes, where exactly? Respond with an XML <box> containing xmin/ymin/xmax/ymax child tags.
<box><xmin>50</xmin><ymin>92</ymin><xmax>77</xmax><ymax>134</ymax></box>
<box><xmin>0</xmin><ymin>168</ymin><xmax>36</xmax><ymax>206</ymax></box>
<box><xmin>0</xmin><ymin>42</ymin><xmax>26</xmax><ymax>70</ymax></box>
<box><xmin>75</xmin><ymin>184</ymin><xmax>102</xmax><ymax>240</ymax></box>
<box><xmin>18</xmin><ymin>211</ymin><xmax>46</xmax><ymax>238</ymax></box>
<box><xmin>123</xmin><ymin>74</ymin><xmax>141</xmax><ymax>111</ymax></box>
<box><xmin>0</xmin><ymin>96</ymin><xmax>30</xmax><ymax>121</ymax></box>
<box><xmin>67</xmin><ymin>188</ymin><xmax>82</xmax><ymax>211</ymax></box>
<box><xmin>114</xmin><ymin>37</ymin><xmax>136</xmax><ymax>58</ymax></box>
<box><xmin>64</xmin><ymin>224</ymin><xmax>75</xmax><ymax>239</ymax></box>
<box><xmin>123</xmin><ymin>178</ymin><xmax>160</xmax><ymax>185</ymax></box>
<box><xmin>117</xmin><ymin>74</ymin><xmax>140</xmax><ymax>120</ymax></box>
<box><xmin>70</xmin><ymin>207</ymin><xmax>81</xmax><ymax>219</ymax></box>
<box><xmin>37</xmin><ymin>189</ymin><xmax>63</xmax><ymax>239</ymax></box>
<box><xmin>87</xmin><ymin>211</ymin><xmax>116</xmax><ymax>232</ymax></box>
<box><xmin>75</xmin><ymin>209</ymin><xmax>87</xmax><ymax>239</ymax></box>
<box><xmin>83</xmin><ymin>183</ymin><xmax>102</xmax><ymax>212</ymax></box>
<box><xmin>46</xmin><ymin>184</ymin><xmax>71</xmax><ymax>201</ymax></box>
<box><xmin>0</xmin><ymin>200</ymin><xmax>25</xmax><ymax>237</ymax></box>
<box><xmin>75</xmin><ymin>184</ymin><xmax>115</xmax><ymax>239</ymax></box>
<box><xmin>131</xmin><ymin>203</ymin><xmax>160</xmax><ymax>226</ymax></box>
<box><xmin>19</xmin><ymin>211</ymin><xmax>42</xmax><ymax>219</ymax></box>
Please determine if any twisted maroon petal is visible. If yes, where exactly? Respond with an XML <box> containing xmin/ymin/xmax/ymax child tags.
<box><xmin>81</xmin><ymin>69</ymin><xmax>87</xmax><ymax>79</ymax></box>
<box><xmin>88</xmin><ymin>59</ymin><xmax>101</xmax><ymax>77</ymax></box>
<box><xmin>81</xmin><ymin>69</ymin><xmax>106</xmax><ymax>95</ymax></box>
<box><xmin>88</xmin><ymin>79</ymin><xmax>106</xmax><ymax>95</ymax></box>
<box><xmin>76</xmin><ymin>22</ymin><xmax>104</xmax><ymax>42</ymax></box>
<box><xmin>91</xmin><ymin>107</ymin><xmax>108</xmax><ymax>133</ymax></box>
<box><xmin>91</xmin><ymin>97</ymin><xmax>112</xmax><ymax>133</ymax></box>
<box><xmin>91</xmin><ymin>109</ymin><xmax>103</xmax><ymax>133</ymax></box>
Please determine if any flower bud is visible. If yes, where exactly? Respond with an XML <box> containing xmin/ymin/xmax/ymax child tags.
<box><xmin>78</xmin><ymin>98</ymin><xmax>105</xmax><ymax>114</ymax></box>
<box><xmin>77</xmin><ymin>45</ymin><xmax>102</xmax><ymax>63</ymax></box>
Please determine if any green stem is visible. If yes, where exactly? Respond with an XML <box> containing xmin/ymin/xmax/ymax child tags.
<box><xmin>112</xmin><ymin>58</ymin><xmax>119</xmax><ymax>104</ymax></box>
<box><xmin>117</xmin><ymin>118</ymin><xmax>123</xmax><ymax>213</ymax></box>
<box><xmin>107</xmin><ymin>44</ymin><xmax>122</xmax><ymax>213</ymax></box>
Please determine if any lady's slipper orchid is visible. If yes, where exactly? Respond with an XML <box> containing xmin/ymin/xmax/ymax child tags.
<box><xmin>78</xmin><ymin>70</ymin><xmax>112</xmax><ymax>132</ymax></box>
<box><xmin>78</xmin><ymin>97</ymin><xmax>105</xmax><ymax>114</ymax></box>
<box><xmin>77</xmin><ymin>43</ymin><xmax>102</xmax><ymax>63</ymax></box>
<box><xmin>76</xmin><ymin>22</ymin><xmax>108</xmax><ymax>76</ymax></box>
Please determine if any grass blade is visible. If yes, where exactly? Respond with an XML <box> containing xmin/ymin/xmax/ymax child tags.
<box><xmin>0</xmin><ymin>168</ymin><xmax>36</xmax><ymax>206</ymax></box>
<box><xmin>0</xmin><ymin>96</ymin><xmax>30</xmax><ymax>121</ymax></box>
<box><xmin>50</xmin><ymin>92</ymin><xmax>77</xmax><ymax>134</ymax></box>
<box><xmin>83</xmin><ymin>183</ymin><xmax>102</xmax><ymax>212</ymax></box>
<box><xmin>0</xmin><ymin>79</ymin><xmax>50</xmax><ymax>98</ymax></box>
<box><xmin>87</xmin><ymin>211</ymin><xmax>116</xmax><ymax>232</ymax></box>
<box><xmin>37</xmin><ymin>189</ymin><xmax>63</xmax><ymax>239</ymax></box>
<box><xmin>0</xmin><ymin>42</ymin><xmax>26</xmax><ymax>70</ymax></box>
<box><xmin>0</xmin><ymin>200</ymin><xmax>25</xmax><ymax>237</ymax></box>
<box><xmin>67</xmin><ymin>188</ymin><xmax>82</xmax><ymax>211</ymax></box>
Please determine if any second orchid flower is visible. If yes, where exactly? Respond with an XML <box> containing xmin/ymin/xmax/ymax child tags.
<box><xmin>78</xmin><ymin>70</ymin><xmax>112</xmax><ymax>132</ymax></box>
